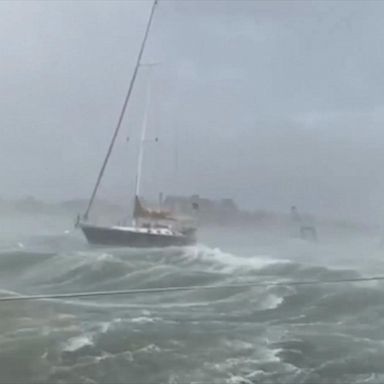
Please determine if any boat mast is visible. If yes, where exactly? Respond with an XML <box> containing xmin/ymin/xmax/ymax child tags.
<box><xmin>134</xmin><ymin>68</ymin><xmax>153</xmax><ymax>198</ymax></box>
<box><xmin>82</xmin><ymin>0</ymin><xmax>158</xmax><ymax>221</ymax></box>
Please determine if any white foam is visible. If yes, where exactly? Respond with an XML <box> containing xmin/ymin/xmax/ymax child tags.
<box><xmin>222</xmin><ymin>340</ymin><xmax>254</xmax><ymax>350</ymax></box>
<box><xmin>265</xmin><ymin>347</ymin><xmax>283</xmax><ymax>363</ymax></box>
<box><xmin>185</xmin><ymin>245</ymin><xmax>288</xmax><ymax>273</ymax></box>
<box><xmin>94</xmin><ymin>351</ymin><xmax>114</xmax><ymax>362</ymax></box>
<box><xmin>131</xmin><ymin>316</ymin><xmax>161</xmax><ymax>324</ymax></box>
<box><xmin>62</xmin><ymin>335</ymin><xmax>93</xmax><ymax>352</ymax></box>
<box><xmin>260</xmin><ymin>293</ymin><xmax>284</xmax><ymax>310</ymax></box>
<box><xmin>98</xmin><ymin>318</ymin><xmax>124</xmax><ymax>333</ymax></box>
<box><xmin>96</xmin><ymin>253</ymin><xmax>115</xmax><ymax>262</ymax></box>
<box><xmin>137</xmin><ymin>344</ymin><xmax>162</xmax><ymax>353</ymax></box>
<box><xmin>99</xmin><ymin>321</ymin><xmax>112</xmax><ymax>333</ymax></box>
<box><xmin>226</xmin><ymin>376</ymin><xmax>253</xmax><ymax>384</ymax></box>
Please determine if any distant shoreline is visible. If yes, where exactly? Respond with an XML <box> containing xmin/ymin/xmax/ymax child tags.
<box><xmin>0</xmin><ymin>196</ymin><xmax>377</xmax><ymax>235</ymax></box>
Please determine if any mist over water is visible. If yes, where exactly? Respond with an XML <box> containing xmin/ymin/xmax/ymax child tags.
<box><xmin>2</xmin><ymin>0</ymin><xmax>384</xmax><ymax>382</ymax></box>
<box><xmin>0</xmin><ymin>213</ymin><xmax>383</xmax><ymax>384</ymax></box>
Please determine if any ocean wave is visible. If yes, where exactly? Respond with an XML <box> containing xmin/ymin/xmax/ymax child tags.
<box><xmin>184</xmin><ymin>245</ymin><xmax>288</xmax><ymax>273</ymax></box>
<box><xmin>62</xmin><ymin>335</ymin><xmax>94</xmax><ymax>353</ymax></box>
<box><xmin>0</xmin><ymin>228</ymin><xmax>382</xmax><ymax>384</ymax></box>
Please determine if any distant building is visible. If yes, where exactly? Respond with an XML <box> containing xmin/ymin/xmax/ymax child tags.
<box><xmin>163</xmin><ymin>194</ymin><xmax>239</xmax><ymax>225</ymax></box>
<box><xmin>163</xmin><ymin>195</ymin><xmax>201</xmax><ymax>214</ymax></box>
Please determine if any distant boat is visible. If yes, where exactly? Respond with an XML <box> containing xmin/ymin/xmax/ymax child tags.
<box><xmin>290</xmin><ymin>206</ymin><xmax>317</xmax><ymax>241</ymax></box>
<box><xmin>77</xmin><ymin>0</ymin><xmax>197</xmax><ymax>247</ymax></box>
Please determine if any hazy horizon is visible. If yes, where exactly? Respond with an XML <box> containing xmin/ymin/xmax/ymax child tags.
<box><xmin>1</xmin><ymin>1</ymin><xmax>384</xmax><ymax>224</ymax></box>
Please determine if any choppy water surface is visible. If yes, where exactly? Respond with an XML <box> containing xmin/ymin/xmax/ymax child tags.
<box><xmin>1</xmin><ymin>216</ymin><xmax>384</xmax><ymax>384</ymax></box>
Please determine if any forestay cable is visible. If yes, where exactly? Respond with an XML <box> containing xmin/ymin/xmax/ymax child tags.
<box><xmin>1</xmin><ymin>275</ymin><xmax>384</xmax><ymax>303</ymax></box>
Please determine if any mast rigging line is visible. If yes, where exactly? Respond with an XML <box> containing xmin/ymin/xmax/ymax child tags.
<box><xmin>83</xmin><ymin>0</ymin><xmax>158</xmax><ymax>220</ymax></box>
<box><xmin>1</xmin><ymin>275</ymin><xmax>384</xmax><ymax>303</ymax></box>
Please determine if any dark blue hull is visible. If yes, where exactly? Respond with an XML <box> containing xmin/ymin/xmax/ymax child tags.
<box><xmin>80</xmin><ymin>224</ymin><xmax>196</xmax><ymax>248</ymax></box>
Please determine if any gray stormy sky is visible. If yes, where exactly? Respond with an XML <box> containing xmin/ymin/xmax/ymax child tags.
<box><xmin>1</xmin><ymin>0</ymin><xmax>384</xmax><ymax>223</ymax></box>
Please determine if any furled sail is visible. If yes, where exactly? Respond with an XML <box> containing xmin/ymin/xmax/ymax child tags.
<box><xmin>133</xmin><ymin>196</ymin><xmax>175</xmax><ymax>221</ymax></box>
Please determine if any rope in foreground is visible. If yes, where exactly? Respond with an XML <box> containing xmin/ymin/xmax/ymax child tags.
<box><xmin>1</xmin><ymin>275</ymin><xmax>384</xmax><ymax>303</ymax></box>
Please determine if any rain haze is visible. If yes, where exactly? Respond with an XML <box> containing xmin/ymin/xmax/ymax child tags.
<box><xmin>3</xmin><ymin>2</ymin><xmax>384</xmax><ymax>384</ymax></box>
<box><xmin>1</xmin><ymin>0</ymin><xmax>384</xmax><ymax>223</ymax></box>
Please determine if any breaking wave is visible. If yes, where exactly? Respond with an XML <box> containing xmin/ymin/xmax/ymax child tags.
<box><xmin>0</xmin><ymin>228</ymin><xmax>382</xmax><ymax>383</ymax></box>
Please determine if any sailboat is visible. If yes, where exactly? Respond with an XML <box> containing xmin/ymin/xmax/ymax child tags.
<box><xmin>77</xmin><ymin>0</ymin><xmax>197</xmax><ymax>247</ymax></box>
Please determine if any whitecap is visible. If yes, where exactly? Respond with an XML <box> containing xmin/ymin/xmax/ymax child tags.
<box><xmin>62</xmin><ymin>335</ymin><xmax>93</xmax><ymax>352</ymax></box>
<box><xmin>260</xmin><ymin>293</ymin><xmax>284</xmax><ymax>310</ymax></box>
<box><xmin>136</xmin><ymin>344</ymin><xmax>162</xmax><ymax>353</ymax></box>
<box><xmin>131</xmin><ymin>316</ymin><xmax>161</xmax><ymax>324</ymax></box>
<box><xmin>226</xmin><ymin>376</ymin><xmax>253</xmax><ymax>384</ymax></box>
<box><xmin>184</xmin><ymin>245</ymin><xmax>289</xmax><ymax>273</ymax></box>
